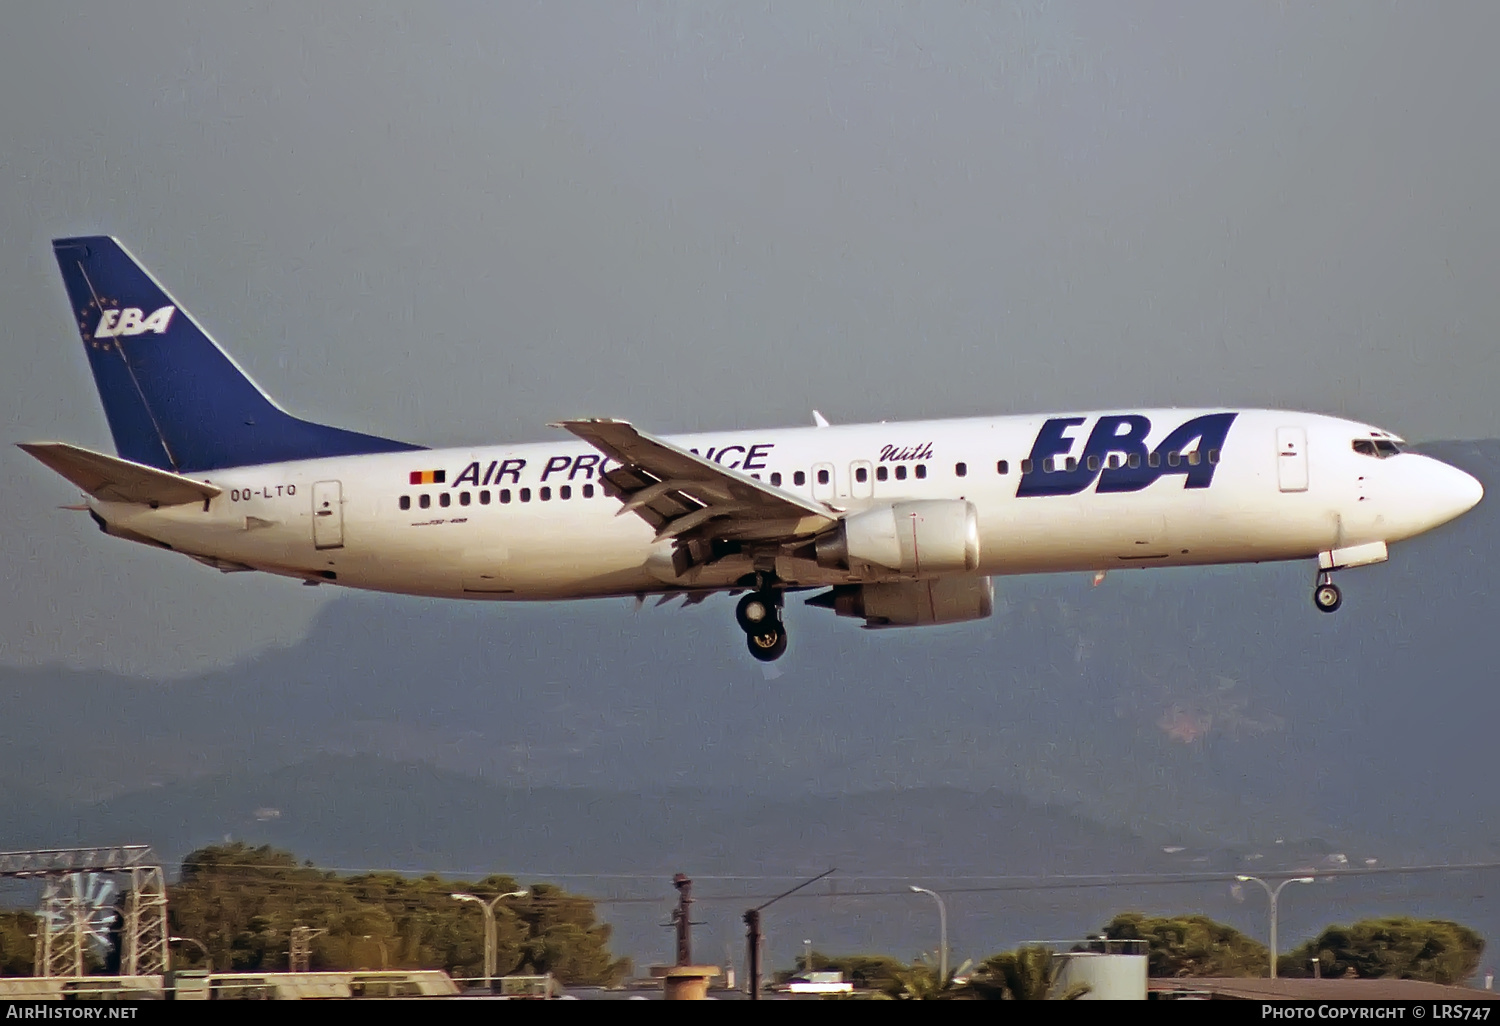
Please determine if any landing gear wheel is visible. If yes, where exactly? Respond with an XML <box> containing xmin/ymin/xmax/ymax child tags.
<box><xmin>746</xmin><ymin>627</ymin><xmax>788</xmax><ymax>662</ymax></box>
<box><xmin>1313</xmin><ymin>582</ymin><xmax>1342</xmax><ymax>613</ymax></box>
<box><xmin>736</xmin><ymin>591</ymin><xmax>781</xmax><ymax>632</ymax></box>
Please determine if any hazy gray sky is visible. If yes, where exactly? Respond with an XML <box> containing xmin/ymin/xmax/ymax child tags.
<box><xmin>5</xmin><ymin>2</ymin><xmax>1499</xmax><ymax>675</ymax></box>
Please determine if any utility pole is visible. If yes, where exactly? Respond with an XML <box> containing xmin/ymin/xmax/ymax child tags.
<box><xmin>671</xmin><ymin>873</ymin><xmax>693</xmax><ymax>965</ymax></box>
<box><xmin>744</xmin><ymin>868</ymin><xmax>836</xmax><ymax>1001</ymax></box>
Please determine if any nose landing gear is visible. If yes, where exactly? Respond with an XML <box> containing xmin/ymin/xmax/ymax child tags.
<box><xmin>736</xmin><ymin>585</ymin><xmax>788</xmax><ymax>662</ymax></box>
<box><xmin>1313</xmin><ymin>572</ymin><xmax>1342</xmax><ymax>613</ymax></box>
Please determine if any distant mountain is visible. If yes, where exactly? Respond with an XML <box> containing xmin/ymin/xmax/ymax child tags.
<box><xmin>1</xmin><ymin>440</ymin><xmax>1496</xmax><ymax>961</ymax></box>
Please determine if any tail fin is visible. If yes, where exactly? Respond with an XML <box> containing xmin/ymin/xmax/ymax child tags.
<box><xmin>52</xmin><ymin>236</ymin><xmax>423</xmax><ymax>472</ymax></box>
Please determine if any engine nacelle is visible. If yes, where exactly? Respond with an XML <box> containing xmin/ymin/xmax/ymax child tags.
<box><xmin>814</xmin><ymin>499</ymin><xmax>980</xmax><ymax>575</ymax></box>
<box><xmin>809</xmin><ymin>576</ymin><xmax>995</xmax><ymax>628</ymax></box>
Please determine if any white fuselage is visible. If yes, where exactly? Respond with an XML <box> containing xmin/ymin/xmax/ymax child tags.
<box><xmin>90</xmin><ymin>408</ymin><xmax>1482</xmax><ymax>600</ymax></box>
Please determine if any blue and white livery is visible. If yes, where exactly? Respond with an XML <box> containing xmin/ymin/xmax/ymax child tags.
<box><xmin>22</xmin><ymin>237</ymin><xmax>1483</xmax><ymax>661</ymax></box>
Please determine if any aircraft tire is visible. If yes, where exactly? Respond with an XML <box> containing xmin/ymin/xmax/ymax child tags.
<box><xmin>747</xmin><ymin>628</ymin><xmax>788</xmax><ymax>662</ymax></box>
<box><xmin>1313</xmin><ymin>583</ymin><xmax>1342</xmax><ymax>613</ymax></box>
<box><xmin>736</xmin><ymin>591</ymin><xmax>781</xmax><ymax>633</ymax></box>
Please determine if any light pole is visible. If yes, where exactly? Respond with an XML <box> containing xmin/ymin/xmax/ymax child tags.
<box><xmin>1236</xmin><ymin>875</ymin><xmax>1313</xmax><ymax>979</ymax></box>
<box><xmin>908</xmin><ymin>886</ymin><xmax>948</xmax><ymax>983</ymax></box>
<box><xmin>451</xmin><ymin>890</ymin><xmax>528</xmax><ymax>992</ymax></box>
<box><xmin>361</xmin><ymin>934</ymin><xmax>389</xmax><ymax>970</ymax></box>
<box><xmin>168</xmin><ymin>936</ymin><xmax>212</xmax><ymax>972</ymax></box>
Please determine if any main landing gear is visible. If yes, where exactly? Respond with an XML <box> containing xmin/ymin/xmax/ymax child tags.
<box><xmin>1313</xmin><ymin>571</ymin><xmax>1342</xmax><ymax>613</ymax></box>
<box><xmin>736</xmin><ymin>583</ymin><xmax>788</xmax><ymax>662</ymax></box>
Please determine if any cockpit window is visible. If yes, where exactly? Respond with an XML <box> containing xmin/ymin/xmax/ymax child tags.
<box><xmin>1353</xmin><ymin>438</ymin><xmax>1406</xmax><ymax>458</ymax></box>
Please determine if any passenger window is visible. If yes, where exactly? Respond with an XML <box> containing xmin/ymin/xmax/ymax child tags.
<box><xmin>500</xmin><ymin>489</ymin><xmax>512</xmax><ymax>503</ymax></box>
<box><xmin>399</xmin><ymin>495</ymin><xmax>410</xmax><ymax>511</ymax></box>
<box><xmin>419</xmin><ymin>494</ymin><xmax>431</xmax><ymax>509</ymax></box>
<box><xmin>1087</xmin><ymin>455</ymin><xmax>1100</xmax><ymax>472</ymax></box>
<box><xmin>540</xmin><ymin>486</ymin><xmax>551</xmax><ymax>501</ymax></box>
<box><xmin>1021</xmin><ymin>459</ymin><xmax>1033</xmax><ymax>474</ymax></box>
<box><xmin>770</xmin><ymin>472</ymin><xmax>782</xmax><ymax>486</ymax></box>
<box><xmin>1064</xmin><ymin>457</ymin><xmax>1077</xmax><ymax>472</ymax></box>
<box><xmin>955</xmin><ymin>462</ymin><xmax>967</xmax><ymax>477</ymax></box>
<box><xmin>583</xmin><ymin>484</ymin><xmax>595</xmax><ymax>498</ymax></box>
<box><xmin>439</xmin><ymin>492</ymin><xmax>451</xmax><ymax>507</ymax></box>
<box><xmin>560</xmin><ymin>485</ymin><xmax>572</xmax><ymax>499</ymax></box>
<box><xmin>895</xmin><ymin>465</ymin><xmax>908</xmax><ymax>480</ymax></box>
<box><xmin>855</xmin><ymin>466</ymin><xmax>868</xmax><ymax>483</ymax></box>
<box><xmin>1167</xmin><ymin>451</ymin><xmax>1180</xmax><ymax>467</ymax></box>
<box><xmin>480</xmin><ymin>490</ymin><xmax>491</xmax><ymax>504</ymax></box>
<box><xmin>751</xmin><ymin>474</ymin><xmax>761</xmax><ymax>481</ymax></box>
<box><xmin>1107</xmin><ymin>455</ymin><xmax>1121</xmax><ymax>470</ymax></box>
<box><xmin>460</xmin><ymin>491</ymin><xmax>471</xmax><ymax>506</ymax></box>
<box><xmin>1127</xmin><ymin>453</ymin><xmax>1140</xmax><ymax>469</ymax></box>
<box><xmin>996</xmin><ymin>460</ymin><xmax>1009</xmax><ymax>475</ymax></box>
<box><xmin>817</xmin><ymin>468</ymin><xmax>830</xmax><ymax>485</ymax></box>
<box><xmin>794</xmin><ymin>471</ymin><xmax>806</xmax><ymax>486</ymax></box>
<box><xmin>1043</xmin><ymin>457</ymin><xmax>1054</xmax><ymax>473</ymax></box>
<box><xmin>877</xmin><ymin>466</ymin><xmax>889</xmax><ymax>481</ymax></box>
<box><xmin>1148</xmin><ymin>452</ymin><xmax>1160</xmax><ymax>468</ymax></box>
<box><xmin>520</xmin><ymin>488</ymin><xmax>531</xmax><ymax>502</ymax></box>
<box><xmin>1207</xmin><ymin>449</ymin><xmax>1220</xmax><ymax>464</ymax></box>
<box><xmin>1187</xmin><ymin>451</ymin><xmax>1201</xmax><ymax>466</ymax></box>
<box><xmin>915</xmin><ymin>464</ymin><xmax>927</xmax><ymax>479</ymax></box>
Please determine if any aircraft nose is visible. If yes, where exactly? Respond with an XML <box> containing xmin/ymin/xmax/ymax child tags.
<box><xmin>1426</xmin><ymin>458</ymin><xmax>1484</xmax><ymax>526</ymax></box>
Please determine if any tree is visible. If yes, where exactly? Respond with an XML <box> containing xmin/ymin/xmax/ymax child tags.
<box><xmin>0</xmin><ymin>911</ymin><xmax>37</xmax><ymax>976</ymax></box>
<box><xmin>961</xmin><ymin>945</ymin><xmax>1090</xmax><ymax>1000</ymax></box>
<box><xmin>165</xmin><ymin>844</ymin><xmax>628</xmax><ymax>985</ymax></box>
<box><xmin>1101</xmin><ymin>912</ymin><xmax>1267</xmax><ymax>977</ymax></box>
<box><xmin>1280</xmin><ymin>918</ymin><xmax>1484</xmax><ymax>984</ymax></box>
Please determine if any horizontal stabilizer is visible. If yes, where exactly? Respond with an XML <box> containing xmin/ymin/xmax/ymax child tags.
<box><xmin>18</xmin><ymin>441</ymin><xmax>221</xmax><ymax>506</ymax></box>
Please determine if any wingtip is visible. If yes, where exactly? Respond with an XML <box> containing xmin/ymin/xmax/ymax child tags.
<box><xmin>551</xmin><ymin>417</ymin><xmax>632</xmax><ymax>429</ymax></box>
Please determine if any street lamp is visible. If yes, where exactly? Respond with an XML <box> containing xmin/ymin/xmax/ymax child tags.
<box><xmin>908</xmin><ymin>886</ymin><xmax>948</xmax><ymax>983</ymax></box>
<box><xmin>451</xmin><ymin>889</ymin><xmax>528</xmax><ymax>991</ymax></box>
<box><xmin>168</xmin><ymin>936</ymin><xmax>212</xmax><ymax>972</ymax></box>
<box><xmin>1236</xmin><ymin>875</ymin><xmax>1314</xmax><ymax>979</ymax></box>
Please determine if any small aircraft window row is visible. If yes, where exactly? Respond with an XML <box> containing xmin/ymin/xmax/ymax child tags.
<box><xmin>399</xmin><ymin>484</ymin><xmax>598</xmax><ymax>511</ymax></box>
<box><xmin>1020</xmin><ymin>449</ymin><xmax>1221</xmax><ymax>475</ymax></box>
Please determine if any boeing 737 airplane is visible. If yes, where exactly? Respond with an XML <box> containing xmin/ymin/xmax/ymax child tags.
<box><xmin>22</xmin><ymin>237</ymin><xmax>1485</xmax><ymax>661</ymax></box>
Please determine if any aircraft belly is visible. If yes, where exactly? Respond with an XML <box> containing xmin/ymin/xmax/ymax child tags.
<box><xmin>977</xmin><ymin>485</ymin><xmax>1342</xmax><ymax>575</ymax></box>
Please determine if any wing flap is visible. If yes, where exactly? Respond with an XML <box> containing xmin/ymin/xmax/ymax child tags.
<box><xmin>19</xmin><ymin>441</ymin><xmax>221</xmax><ymax>506</ymax></box>
<box><xmin>554</xmin><ymin>419</ymin><xmax>836</xmax><ymax>548</ymax></box>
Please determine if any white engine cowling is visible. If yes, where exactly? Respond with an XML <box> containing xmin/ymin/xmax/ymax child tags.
<box><xmin>814</xmin><ymin>499</ymin><xmax>980</xmax><ymax>575</ymax></box>
<box><xmin>810</xmin><ymin>576</ymin><xmax>995</xmax><ymax>628</ymax></box>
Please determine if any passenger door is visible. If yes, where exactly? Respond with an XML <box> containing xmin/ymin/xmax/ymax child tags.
<box><xmin>1276</xmin><ymin>427</ymin><xmax>1308</xmax><ymax>493</ymax></box>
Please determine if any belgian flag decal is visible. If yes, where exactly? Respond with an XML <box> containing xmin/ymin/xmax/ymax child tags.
<box><xmin>409</xmin><ymin>469</ymin><xmax>446</xmax><ymax>485</ymax></box>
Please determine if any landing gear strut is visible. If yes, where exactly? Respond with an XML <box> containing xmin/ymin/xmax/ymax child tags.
<box><xmin>1313</xmin><ymin>571</ymin><xmax>1342</xmax><ymax>613</ymax></box>
<box><xmin>736</xmin><ymin>585</ymin><xmax>788</xmax><ymax>662</ymax></box>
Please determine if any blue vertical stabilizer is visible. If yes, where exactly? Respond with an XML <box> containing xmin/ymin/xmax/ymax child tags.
<box><xmin>52</xmin><ymin>236</ymin><xmax>423</xmax><ymax>472</ymax></box>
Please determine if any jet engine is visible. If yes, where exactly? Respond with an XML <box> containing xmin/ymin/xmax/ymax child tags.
<box><xmin>807</xmin><ymin>576</ymin><xmax>994</xmax><ymax>628</ymax></box>
<box><xmin>814</xmin><ymin>499</ymin><xmax>980</xmax><ymax>575</ymax></box>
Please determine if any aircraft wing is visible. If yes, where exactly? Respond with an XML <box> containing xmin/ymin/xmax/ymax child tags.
<box><xmin>552</xmin><ymin>419</ymin><xmax>836</xmax><ymax>544</ymax></box>
<box><xmin>18</xmin><ymin>441</ymin><xmax>221</xmax><ymax>506</ymax></box>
